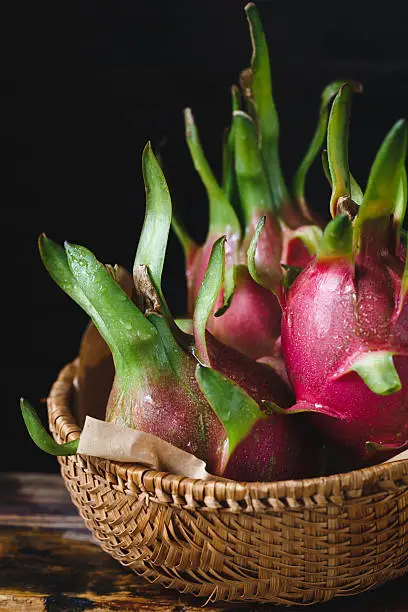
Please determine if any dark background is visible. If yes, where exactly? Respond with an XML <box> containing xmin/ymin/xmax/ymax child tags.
<box><xmin>4</xmin><ymin>0</ymin><xmax>408</xmax><ymax>473</ymax></box>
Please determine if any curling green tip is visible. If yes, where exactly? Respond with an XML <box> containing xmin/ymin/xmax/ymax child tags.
<box><xmin>20</xmin><ymin>398</ymin><xmax>79</xmax><ymax>456</ymax></box>
<box><xmin>358</xmin><ymin>119</ymin><xmax>407</xmax><ymax>224</ymax></box>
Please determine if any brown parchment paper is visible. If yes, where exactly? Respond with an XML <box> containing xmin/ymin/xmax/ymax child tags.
<box><xmin>77</xmin><ymin>416</ymin><xmax>214</xmax><ymax>479</ymax></box>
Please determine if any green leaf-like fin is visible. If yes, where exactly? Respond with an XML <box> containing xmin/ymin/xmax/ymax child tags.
<box><xmin>134</xmin><ymin>141</ymin><xmax>173</xmax><ymax>319</ymax></box>
<box><xmin>64</xmin><ymin>242</ymin><xmax>158</xmax><ymax>371</ymax></box>
<box><xmin>184</xmin><ymin>108</ymin><xmax>241</xmax><ymax>238</ymax></box>
<box><xmin>193</xmin><ymin>236</ymin><xmax>226</xmax><ymax>365</ymax></box>
<box><xmin>221</xmin><ymin>86</ymin><xmax>244</xmax><ymax>221</ymax></box>
<box><xmin>222</xmin><ymin>126</ymin><xmax>235</xmax><ymax>204</ymax></box>
<box><xmin>175</xmin><ymin>318</ymin><xmax>193</xmax><ymax>335</ymax></box>
<box><xmin>39</xmin><ymin>234</ymin><xmax>93</xmax><ymax>314</ymax></box>
<box><xmin>356</xmin><ymin>120</ymin><xmax>407</xmax><ymax>235</ymax></box>
<box><xmin>321</xmin><ymin>149</ymin><xmax>332</xmax><ymax>185</ymax></box>
<box><xmin>245</xmin><ymin>2</ymin><xmax>289</xmax><ymax>210</ymax></box>
<box><xmin>287</xmin><ymin>225</ymin><xmax>324</xmax><ymax>257</ymax></box>
<box><xmin>322</xmin><ymin>149</ymin><xmax>363</xmax><ymax>204</ymax></box>
<box><xmin>171</xmin><ymin>213</ymin><xmax>197</xmax><ymax>266</ymax></box>
<box><xmin>350</xmin><ymin>174</ymin><xmax>364</xmax><ymax>206</ymax></box>
<box><xmin>247</xmin><ymin>215</ymin><xmax>272</xmax><ymax>290</ymax></box>
<box><xmin>147</xmin><ymin>313</ymin><xmax>193</xmax><ymax>376</ymax></box>
<box><xmin>195</xmin><ymin>364</ymin><xmax>265</xmax><ymax>458</ymax></box>
<box><xmin>21</xmin><ymin>398</ymin><xmax>79</xmax><ymax>456</ymax></box>
<box><xmin>394</xmin><ymin>167</ymin><xmax>407</xmax><ymax>244</ymax></box>
<box><xmin>348</xmin><ymin>351</ymin><xmax>401</xmax><ymax>396</ymax></box>
<box><xmin>317</xmin><ymin>214</ymin><xmax>352</xmax><ymax>261</ymax></box>
<box><xmin>233</xmin><ymin>109</ymin><xmax>274</xmax><ymax>224</ymax></box>
<box><xmin>293</xmin><ymin>80</ymin><xmax>362</xmax><ymax>212</ymax></box>
<box><xmin>327</xmin><ymin>84</ymin><xmax>354</xmax><ymax>217</ymax></box>
<box><xmin>401</xmin><ymin>230</ymin><xmax>408</xmax><ymax>307</ymax></box>
<box><xmin>282</xmin><ymin>264</ymin><xmax>303</xmax><ymax>289</ymax></box>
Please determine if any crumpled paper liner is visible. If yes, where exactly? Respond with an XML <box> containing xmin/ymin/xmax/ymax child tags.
<box><xmin>77</xmin><ymin>416</ymin><xmax>214</xmax><ymax>479</ymax></box>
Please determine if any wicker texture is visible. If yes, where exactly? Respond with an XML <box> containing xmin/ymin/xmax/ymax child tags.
<box><xmin>48</xmin><ymin>360</ymin><xmax>408</xmax><ymax>605</ymax></box>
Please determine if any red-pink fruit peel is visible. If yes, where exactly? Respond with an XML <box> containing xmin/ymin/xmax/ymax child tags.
<box><xmin>194</xmin><ymin>233</ymin><xmax>287</xmax><ymax>386</ymax></box>
<box><xmin>192</xmin><ymin>233</ymin><xmax>293</xmax><ymax>403</ymax></box>
<box><xmin>195</xmin><ymin>363</ymin><xmax>312</xmax><ymax>481</ymax></box>
<box><xmin>282</xmin><ymin>225</ymin><xmax>324</xmax><ymax>269</ymax></box>
<box><xmin>245</xmin><ymin>213</ymin><xmax>283</xmax><ymax>294</ymax></box>
<box><xmin>213</xmin><ymin>265</ymin><xmax>283</xmax><ymax>360</ymax></box>
<box><xmin>281</xmin><ymin>117</ymin><xmax>408</xmax><ymax>462</ymax></box>
<box><xmin>206</xmin><ymin>332</ymin><xmax>294</xmax><ymax>409</ymax></box>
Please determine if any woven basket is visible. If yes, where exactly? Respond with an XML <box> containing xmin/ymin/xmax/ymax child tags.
<box><xmin>48</xmin><ymin>359</ymin><xmax>408</xmax><ymax>606</ymax></box>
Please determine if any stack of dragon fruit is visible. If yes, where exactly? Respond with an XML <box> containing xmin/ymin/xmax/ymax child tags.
<box><xmin>22</xmin><ymin>3</ymin><xmax>407</xmax><ymax>481</ymax></box>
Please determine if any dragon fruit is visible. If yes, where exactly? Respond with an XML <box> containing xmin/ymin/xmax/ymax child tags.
<box><xmin>21</xmin><ymin>142</ymin><xmax>318</xmax><ymax>482</ymax></box>
<box><xmin>173</xmin><ymin>3</ymin><xmax>361</xmax><ymax>363</ymax></box>
<box><xmin>192</xmin><ymin>234</ymin><xmax>319</xmax><ymax>481</ymax></box>
<box><xmin>280</xmin><ymin>83</ymin><xmax>408</xmax><ymax>466</ymax></box>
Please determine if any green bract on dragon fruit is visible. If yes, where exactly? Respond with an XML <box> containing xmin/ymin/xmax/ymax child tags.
<box><xmin>21</xmin><ymin>2</ymin><xmax>407</xmax><ymax>482</ymax></box>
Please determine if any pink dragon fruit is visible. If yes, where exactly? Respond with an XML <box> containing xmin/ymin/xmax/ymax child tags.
<box><xmin>21</xmin><ymin>142</ymin><xmax>318</xmax><ymax>482</ymax></box>
<box><xmin>192</xmin><ymin>235</ymin><xmax>320</xmax><ymax>481</ymax></box>
<box><xmin>173</xmin><ymin>3</ymin><xmax>361</xmax><ymax>363</ymax></box>
<box><xmin>280</xmin><ymin>83</ymin><xmax>408</xmax><ymax>467</ymax></box>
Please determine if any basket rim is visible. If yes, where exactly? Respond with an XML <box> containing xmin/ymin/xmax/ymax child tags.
<box><xmin>48</xmin><ymin>359</ymin><xmax>408</xmax><ymax>507</ymax></box>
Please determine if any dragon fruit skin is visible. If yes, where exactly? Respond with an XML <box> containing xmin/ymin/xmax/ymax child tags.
<box><xmin>189</xmin><ymin>235</ymin><xmax>319</xmax><ymax>482</ymax></box>
<box><xmin>206</xmin><ymin>329</ymin><xmax>293</xmax><ymax>408</ymax></box>
<box><xmin>220</xmin><ymin>416</ymin><xmax>315</xmax><ymax>482</ymax></box>
<box><xmin>189</xmin><ymin>251</ymin><xmax>282</xmax><ymax>361</ymax></box>
<box><xmin>280</xmin><ymin>85</ymin><xmax>408</xmax><ymax>464</ymax></box>
<box><xmin>196</xmin><ymin>360</ymin><xmax>319</xmax><ymax>483</ymax></box>
<box><xmin>281</xmin><ymin>253</ymin><xmax>408</xmax><ymax>461</ymax></box>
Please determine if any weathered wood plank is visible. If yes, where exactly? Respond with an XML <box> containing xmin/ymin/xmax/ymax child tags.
<box><xmin>0</xmin><ymin>472</ymin><xmax>87</xmax><ymax>531</ymax></box>
<box><xmin>0</xmin><ymin>472</ymin><xmax>407</xmax><ymax>611</ymax></box>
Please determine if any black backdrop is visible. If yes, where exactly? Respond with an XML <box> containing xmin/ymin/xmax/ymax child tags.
<box><xmin>5</xmin><ymin>0</ymin><xmax>408</xmax><ymax>473</ymax></box>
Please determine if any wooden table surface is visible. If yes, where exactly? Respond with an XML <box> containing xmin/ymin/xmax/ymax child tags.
<box><xmin>0</xmin><ymin>472</ymin><xmax>407</xmax><ymax>612</ymax></box>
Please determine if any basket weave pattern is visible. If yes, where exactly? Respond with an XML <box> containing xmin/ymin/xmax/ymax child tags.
<box><xmin>48</xmin><ymin>360</ymin><xmax>408</xmax><ymax>605</ymax></box>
